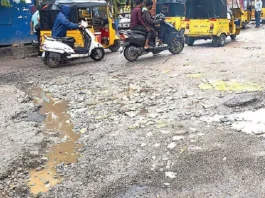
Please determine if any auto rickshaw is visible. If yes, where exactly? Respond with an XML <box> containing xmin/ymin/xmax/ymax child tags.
<box><xmin>251</xmin><ymin>0</ymin><xmax>265</xmax><ymax>21</ymax></box>
<box><xmin>229</xmin><ymin>0</ymin><xmax>249</xmax><ymax>29</ymax></box>
<box><xmin>181</xmin><ymin>0</ymin><xmax>241</xmax><ymax>47</ymax></box>
<box><xmin>155</xmin><ymin>0</ymin><xmax>185</xmax><ymax>30</ymax></box>
<box><xmin>239</xmin><ymin>0</ymin><xmax>252</xmax><ymax>28</ymax></box>
<box><xmin>40</xmin><ymin>0</ymin><xmax>120</xmax><ymax>52</ymax></box>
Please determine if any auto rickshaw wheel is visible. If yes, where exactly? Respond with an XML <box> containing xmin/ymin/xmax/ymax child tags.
<box><xmin>212</xmin><ymin>37</ymin><xmax>218</xmax><ymax>46</ymax></box>
<box><xmin>216</xmin><ymin>34</ymin><xmax>226</xmax><ymax>47</ymax></box>
<box><xmin>242</xmin><ymin>22</ymin><xmax>247</xmax><ymax>29</ymax></box>
<box><xmin>230</xmin><ymin>35</ymin><xmax>236</xmax><ymax>41</ymax></box>
<box><xmin>185</xmin><ymin>36</ymin><xmax>195</xmax><ymax>46</ymax></box>
<box><xmin>109</xmin><ymin>40</ymin><xmax>121</xmax><ymax>52</ymax></box>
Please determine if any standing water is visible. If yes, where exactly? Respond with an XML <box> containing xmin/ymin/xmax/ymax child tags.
<box><xmin>28</xmin><ymin>88</ymin><xmax>82</xmax><ymax>194</ymax></box>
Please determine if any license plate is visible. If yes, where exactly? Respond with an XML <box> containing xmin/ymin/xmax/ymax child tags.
<box><xmin>185</xmin><ymin>29</ymin><xmax>190</xmax><ymax>34</ymax></box>
<box><xmin>41</xmin><ymin>52</ymin><xmax>45</xmax><ymax>58</ymax></box>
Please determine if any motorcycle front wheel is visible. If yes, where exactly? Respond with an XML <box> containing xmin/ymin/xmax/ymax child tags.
<box><xmin>169</xmin><ymin>38</ymin><xmax>184</xmax><ymax>54</ymax></box>
<box><xmin>124</xmin><ymin>45</ymin><xmax>139</xmax><ymax>62</ymax></box>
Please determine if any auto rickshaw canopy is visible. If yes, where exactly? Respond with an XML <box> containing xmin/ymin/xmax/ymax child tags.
<box><xmin>156</xmin><ymin>0</ymin><xmax>186</xmax><ymax>17</ymax></box>
<box><xmin>40</xmin><ymin>0</ymin><xmax>108</xmax><ymax>30</ymax></box>
<box><xmin>185</xmin><ymin>0</ymin><xmax>227</xmax><ymax>19</ymax></box>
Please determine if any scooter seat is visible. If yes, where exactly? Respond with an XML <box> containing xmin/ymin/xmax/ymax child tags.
<box><xmin>131</xmin><ymin>30</ymin><xmax>147</xmax><ymax>36</ymax></box>
<box><xmin>53</xmin><ymin>37</ymin><xmax>76</xmax><ymax>48</ymax></box>
<box><xmin>54</xmin><ymin>37</ymin><xmax>76</xmax><ymax>43</ymax></box>
<box><xmin>74</xmin><ymin>47</ymin><xmax>89</xmax><ymax>54</ymax></box>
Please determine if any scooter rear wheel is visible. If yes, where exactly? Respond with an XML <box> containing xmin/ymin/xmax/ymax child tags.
<box><xmin>91</xmin><ymin>48</ymin><xmax>105</xmax><ymax>61</ymax></box>
<box><xmin>45</xmin><ymin>52</ymin><xmax>61</xmax><ymax>68</ymax></box>
<box><xmin>124</xmin><ymin>45</ymin><xmax>139</xmax><ymax>62</ymax></box>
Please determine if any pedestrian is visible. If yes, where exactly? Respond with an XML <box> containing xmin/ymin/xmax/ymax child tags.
<box><xmin>30</xmin><ymin>6</ymin><xmax>41</xmax><ymax>56</ymax></box>
<box><xmin>255</xmin><ymin>0</ymin><xmax>262</xmax><ymax>28</ymax></box>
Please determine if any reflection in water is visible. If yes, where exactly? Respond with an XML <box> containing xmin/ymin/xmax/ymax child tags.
<box><xmin>28</xmin><ymin>88</ymin><xmax>82</xmax><ymax>194</ymax></box>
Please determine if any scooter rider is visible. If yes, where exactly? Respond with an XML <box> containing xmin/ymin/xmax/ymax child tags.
<box><xmin>52</xmin><ymin>5</ymin><xmax>81</xmax><ymax>37</ymax></box>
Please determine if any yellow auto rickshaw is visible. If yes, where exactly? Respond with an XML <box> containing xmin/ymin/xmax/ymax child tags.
<box><xmin>237</xmin><ymin>0</ymin><xmax>251</xmax><ymax>28</ymax></box>
<box><xmin>229</xmin><ymin>0</ymin><xmax>249</xmax><ymax>29</ymax></box>
<box><xmin>155</xmin><ymin>0</ymin><xmax>185</xmax><ymax>30</ymax></box>
<box><xmin>180</xmin><ymin>0</ymin><xmax>241</xmax><ymax>47</ymax></box>
<box><xmin>40</xmin><ymin>0</ymin><xmax>120</xmax><ymax>52</ymax></box>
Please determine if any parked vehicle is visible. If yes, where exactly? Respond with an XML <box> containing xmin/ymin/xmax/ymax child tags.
<box><xmin>182</xmin><ymin>0</ymin><xmax>241</xmax><ymax>47</ymax></box>
<box><xmin>40</xmin><ymin>0</ymin><xmax>120</xmax><ymax>53</ymax></box>
<box><xmin>118</xmin><ymin>13</ymin><xmax>131</xmax><ymax>29</ymax></box>
<box><xmin>229</xmin><ymin>0</ymin><xmax>251</xmax><ymax>29</ymax></box>
<box><xmin>119</xmin><ymin>14</ymin><xmax>184</xmax><ymax>62</ymax></box>
<box><xmin>41</xmin><ymin>20</ymin><xmax>104</xmax><ymax>68</ymax></box>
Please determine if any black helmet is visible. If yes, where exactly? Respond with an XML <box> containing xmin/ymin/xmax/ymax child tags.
<box><xmin>135</xmin><ymin>0</ymin><xmax>143</xmax><ymax>5</ymax></box>
<box><xmin>145</xmin><ymin>0</ymin><xmax>153</xmax><ymax>7</ymax></box>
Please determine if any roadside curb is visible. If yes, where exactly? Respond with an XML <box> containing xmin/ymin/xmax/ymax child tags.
<box><xmin>0</xmin><ymin>45</ymin><xmax>38</xmax><ymax>59</ymax></box>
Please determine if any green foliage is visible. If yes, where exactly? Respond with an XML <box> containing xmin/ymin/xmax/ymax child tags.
<box><xmin>1</xmin><ymin>0</ymin><xmax>12</xmax><ymax>7</ymax></box>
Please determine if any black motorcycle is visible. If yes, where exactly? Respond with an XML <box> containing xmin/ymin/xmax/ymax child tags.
<box><xmin>120</xmin><ymin>14</ymin><xmax>185</xmax><ymax>62</ymax></box>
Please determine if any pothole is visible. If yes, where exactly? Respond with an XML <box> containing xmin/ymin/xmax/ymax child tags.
<box><xmin>27</xmin><ymin>88</ymin><xmax>82</xmax><ymax>194</ymax></box>
<box><xmin>201</xmin><ymin>108</ymin><xmax>265</xmax><ymax>136</ymax></box>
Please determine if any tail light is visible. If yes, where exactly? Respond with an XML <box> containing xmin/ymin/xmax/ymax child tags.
<box><xmin>210</xmin><ymin>23</ymin><xmax>214</xmax><ymax>30</ymax></box>
<box><xmin>31</xmin><ymin>6</ymin><xmax>35</xmax><ymax>13</ymax></box>
<box><xmin>119</xmin><ymin>34</ymin><xmax>126</xmax><ymax>41</ymax></box>
<box><xmin>42</xmin><ymin>5</ymin><xmax>49</xmax><ymax>9</ymax></box>
<box><xmin>172</xmin><ymin>22</ymin><xmax>176</xmax><ymax>27</ymax></box>
<box><xmin>186</xmin><ymin>23</ymin><xmax>190</xmax><ymax>29</ymax></box>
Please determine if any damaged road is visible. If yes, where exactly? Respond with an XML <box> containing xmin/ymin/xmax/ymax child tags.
<box><xmin>1</xmin><ymin>25</ymin><xmax>265</xmax><ymax>197</ymax></box>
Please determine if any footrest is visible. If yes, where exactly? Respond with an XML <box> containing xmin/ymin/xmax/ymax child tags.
<box><xmin>74</xmin><ymin>47</ymin><xmax>89</xmax><ymax>54</ymax></box>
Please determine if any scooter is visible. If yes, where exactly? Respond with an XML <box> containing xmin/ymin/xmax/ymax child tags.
<box><xmin>41</xmin><ymin>20</ymin><xmax>105</xmax><ymax>68</ymax></box>
<box><xmin>119</xmin><ymin>14</ymin><xmax>185</xmax><ymax>62</ymax></box>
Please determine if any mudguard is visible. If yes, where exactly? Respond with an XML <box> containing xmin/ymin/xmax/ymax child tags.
<box><xmin>115</xmin><ymin>35</ymin><xmax>120</xmax><ymax>40</ymax></box>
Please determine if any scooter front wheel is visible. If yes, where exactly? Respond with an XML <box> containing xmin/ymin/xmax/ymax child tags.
<box><xmin>91</xmin><ymin>48</ymin><xmax>105</xmax><ymax>61</ymax></box>
<box><xmin>45</xmin><ymin>52</ymin><xmax>61</xmax><ymax>68</ymax></box>
<box><xmin>169</xmin><ymin>39</ymin><xmax>184</xmax><ymax>54</ymax></box>
<box><xmin>124</xmin><ymin>45</ymin><xmax>139</xmax><ymax>62</ymax></box>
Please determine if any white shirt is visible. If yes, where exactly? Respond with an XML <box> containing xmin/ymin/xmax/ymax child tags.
<box><xmin>255</xmin><ymin>1</ymin><xmax>263</xmax><ymax>12</ymax></box>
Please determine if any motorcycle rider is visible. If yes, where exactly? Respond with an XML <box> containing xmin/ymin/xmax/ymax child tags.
<box><xmin>142</xmin><ymin>0</ymin><xmax>163</xmax><ymax>48</ymax></box>
<box><xmin>52</xmin><ymin>5</ymin><xmax>81</xmax><ymax>37</ymax></box>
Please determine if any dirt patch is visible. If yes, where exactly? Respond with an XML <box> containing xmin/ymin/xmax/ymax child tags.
<box><xmin>0</xmin><ymin>85</ymin><xmax>45</xmax><ymax>197</ymax></box>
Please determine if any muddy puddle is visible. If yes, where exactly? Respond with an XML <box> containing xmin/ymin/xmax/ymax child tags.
<box><xmin>28</xmin><ymin>88</ymin><xmax>82</xmax><ymax>194</ymax></box>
